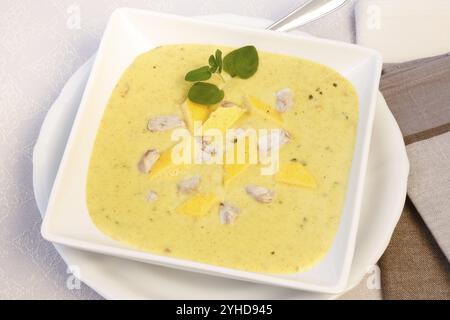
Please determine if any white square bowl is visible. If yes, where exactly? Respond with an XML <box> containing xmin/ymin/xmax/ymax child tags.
<box><xmin>41</xmin><ymin>8</ymin><xmax>382</xmax><ymax>294</ymax></box>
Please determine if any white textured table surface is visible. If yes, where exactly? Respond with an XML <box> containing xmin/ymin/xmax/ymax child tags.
<box><xmin>0</xmin><ymin>0</ymin><xmax>380</xmax><ymax>299</ymax></box>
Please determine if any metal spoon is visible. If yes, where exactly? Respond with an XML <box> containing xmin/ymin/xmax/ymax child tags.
<box><xmin>266</xmin><ymin>0</ymin><xmax>348</xmax><ymax>31</ymax></box>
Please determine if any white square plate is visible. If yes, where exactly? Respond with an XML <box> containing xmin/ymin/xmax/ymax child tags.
<box><xmin>41</xmin><ymin>8</ymin><xmax>382</xmax><ymax>294</ymax></box>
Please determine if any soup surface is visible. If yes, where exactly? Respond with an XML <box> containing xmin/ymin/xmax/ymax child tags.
<box><xmin>87</xmin><ymin>44</ymin><xmax>358</xmax><ymax>273</ymax></box>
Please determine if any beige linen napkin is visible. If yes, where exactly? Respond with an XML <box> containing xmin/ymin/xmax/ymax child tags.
<box><xmin>378</xmin><ymin>53</ymin><xmax>450</xmax><ymax>300</ymax></box>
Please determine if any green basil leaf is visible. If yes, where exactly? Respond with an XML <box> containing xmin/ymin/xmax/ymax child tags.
<box><xmin>215</xmin><ymin>49</ymin><xmax>223</xmax><ymax>73</ymax></box>
<box><xmin>188</xmin><ymin>82</ymin><xmax>224</xmax><ymax>105</ymax></box>
<box><xmin>223</xmin><ymin>46</ymin><xmax>259</xmax><ymax>79</ymax></box>
<box><xmin>209</xmin><ymin>55</ymin><xmax>217</xmax><ymax>68</ymax></box>
<box><xmin>233</xmin><ymin>46</ymin><xmax>259</xmax><ymax>79</ymax></box>
<box><xmin>185</xmin><ymin>66</ymin><xmax>212</xmax><ymax>82</ymax></box>
<box><xmin>208</xmin><ymin>54</ymin><xmax>218</xmax><ymax>73</ymax></box>
<box><xmin>209</xmin><ymin>65</ymin><xmax>218</xmax><ymax>73</ymax></box>
<box><xmin>223</xmin><ymin>50</ymin><xmax>238</xmax><ymax>77</ymax></box>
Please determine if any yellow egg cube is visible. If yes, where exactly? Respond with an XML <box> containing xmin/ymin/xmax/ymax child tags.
<box><xmin>176</xmin><ymin>193</ymin><xmax>219</xmax><ymax>217</ymax></box>
<box><xmin>248</xmin><ymin>96</ymin><xmax>283</xmax><ymax>124</ymax></box>
<box><xmin>181</xmin><ymin>100</ymin><xmax>212</xmax><ymax>133</ymax></box>
<box><xmin>224</xmin><ymin>163</ymin><xmax>251</xmax><ymax>186</ymax></box>
<box><xmin>149</xmin><ymin>147</ymin><xmax>188</xmax><ymax>178</ymax></box>
<box><xmin>202</xmin><ymin>105</ymin><xmax>246</xmax><ymax>133</ymax></box>
<box><xmin>276</xmin><ymin>162</ymin><xmax>317</xmax><ymax>188</ymax></box>
<box><xmin>223</xmin><ymin>138</ymin><xmax>252</xmax><ymax>186</ymax></box>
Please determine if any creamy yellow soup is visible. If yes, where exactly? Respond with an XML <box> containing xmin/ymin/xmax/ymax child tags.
<box><xmin>87</xmin><ymin>44</ymin><xmax>358</xmax><ymax>274</ymax></box>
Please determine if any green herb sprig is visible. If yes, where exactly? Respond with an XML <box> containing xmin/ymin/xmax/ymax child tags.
<box><xmin>185</xmin><ymin>49</ymin><xmax>223</xmax><ymax>82</ymax></box>
<box><xmin>209</xmin><ymin>49</ymin><xmax>223</xmax><ymax>74</ymax></box>
<box><xmin>185</xmin><ymin>46</ymin><xmax>259</xmax><ymax>105</ymax></box>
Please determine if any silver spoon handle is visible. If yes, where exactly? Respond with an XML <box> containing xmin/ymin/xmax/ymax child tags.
<box><xmin>266</xmin><ymin>0</ymin><xmax>348</xmax><ymax>32</ymax></box>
